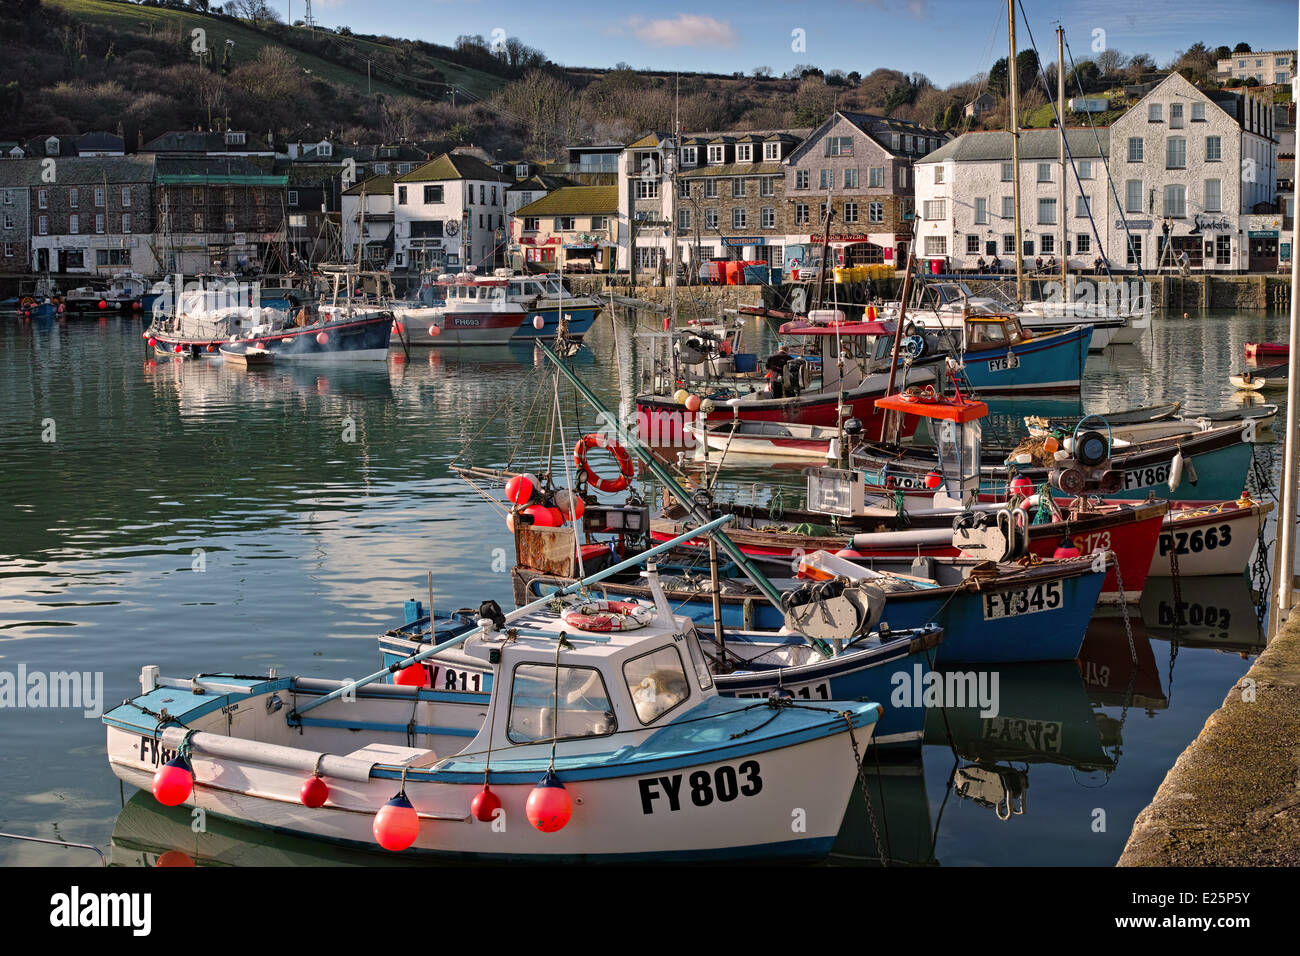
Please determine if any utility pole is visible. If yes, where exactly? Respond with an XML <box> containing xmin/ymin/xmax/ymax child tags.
<box><xmin>1057</xmin><ymin>26</ymin><xmax>1068</xmax><ymax>301</ymax></box>
<box><xmin>1008</xmin><ymin>0</ymin><xmax>1024</xmax><ymax>305</ymax></box>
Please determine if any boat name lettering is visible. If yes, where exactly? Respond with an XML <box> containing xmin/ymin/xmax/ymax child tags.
<box><xmin>982</xmin><ymin>581</ymin><xmax>1063</xmax><ymax>619</ymax></box>
<box><xmin>1158</xmin><ymin>523</ymin><xmax>1231</xmax><ymax>557</ymax></box>
<box><xmin>1124</xmin><ymin>462</ymin><xmax>1171</xmax><ymax>490</ymax></box>
<box><xmin>426</xmin><ymin>665</ymin><xmax>483</xmax><ymax>693</ymax></box>
<box><xmin>981</xmin><ymin>716</ymin><xmax>1063</xmax><ymax>752</ymax></box>
<box><xmin>988</xmin><ymin>353</ymin><xmax>1021</xmax><ymax>372</ymax></box>
<box><xmin>450</xmin><ymin>318</ymin><xmax>483</xmax><ymax>327</ymax></box>
<box><xmin>637</xmin><ymin>760</ymin><xmax>763</xmax><ymax>814</ymax></box>
<box><xmin>737</xmin><ymin>682</ymin><xmax>830</xmax><ymax>701</ymax></box>
<box><xmin>1156</xmin><ymin>601</ymin><xmax>1231</xmax><ymax>630</ymax></box>
<box><xmin>1078</xmin><ymin>530</ymin><xmax>1111</xmax><ymax>553</ymax></box>
<box><xmin>137</xmin><ymin>735</ymin><xmax>180</xmax><ymax>767</ymax></box>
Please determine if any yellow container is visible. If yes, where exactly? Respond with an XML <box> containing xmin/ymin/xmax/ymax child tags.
<box><xmin>833</xmin><ymin>267</ymin><xmax>849</xmax><ymax>284</ymax></box>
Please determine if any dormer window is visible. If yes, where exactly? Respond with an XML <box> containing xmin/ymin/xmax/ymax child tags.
<box><xmin>319</xmin><ymin>142</ymin><xmax>332</xmax><ymax>157</ymax></box>
<box><xmin>45</xmin><ymin>137</ymin><xmax>59</xmax><ymax>157</ymax></box>
<box><xmin>680</xmin><ymin>146</ymin><xmax>697</xmax><ymax>166</ymax></box>
<box><xmin>763</xmin><ymin>141</ymin><xmax>780</xmax><ymax>161</ymax></box>
<box><xmin>707</xmin><ymin>145</ymin><xmax>725</xmax><ymax>165</ymax></box>
<box><xmin>225</xmin><ymin>131</ymin><xmax>246</xmax><ymax>145</ymax></box>
<box><xmin>516</xmin><ymin>164</ymin><xmax>529</xmax><ymax>177</ymax></box>
<box><xmin>736</xmin><ymin>143</ymin><xmax>753</xmax><ymax>162</ymax></box>
<box><xmin>374</xmin><ymin>163</ymin><xmax>389</xmax><ymax>174</ymax></box>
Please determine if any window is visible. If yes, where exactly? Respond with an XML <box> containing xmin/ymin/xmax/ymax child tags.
<box><xmin>1077</xmin><ymin>160</ymin><xmax>1093</xmax><ymax>179</ymax></box>
<box><xmin>763</xmin><ymin>142</ymin><xmax>780</xmax><ymax>161</ymax></box>
<box><xmin>1163</xmin><ymin>184</ymin><xmax>1186</xmax><ymax>218</ymax></box>
<box><xmin>635</xmin><ymin>180</ymin><xmax>659</xmax><ymax>199</ymax></box>
<box><xmin>38</xmin><ymin>215</ymin><xmax>47</xmax><ymax>235</ymax></box>
<box><xmin>732</xmin><ymin>208</ymin><xmax>747</xmax><ymax>229</ymax></box>
<box><xmin>707</xmin><ymin>144</ymin><xmax>725</xmax><ymax>164</ymax></box>
<box><xmin>1149</xmin><ymin>103</ymin><xmax>1163</xmax><ymax>122</ymax></box>
<box><xmin>1166</xmin><ymin>137</ymin><xmax>1186</xmax><ymax>169</ymax></box>
<box><xmin>819</xmin><ymin>169</ymin><xmax>833</xmax><ymax>190</ymax></box>
<box><xmin>678</xmin><ymin>181</ymin><xmax>691</xmax><ymax>198</ymax></box>
<box><xmin>1022</xmin><ymin>238</ymin><xmax>1035</xmax><ymax>257</ymax></box>
<box><xmin>966</xmin><ymin>234</ymin><xmax>980</xmax><ymax>255</ymax></box>
<box><xmin>373</xmin><ymin>162</ymin><xmax>389</xmax><ymax>175</ymax></box>
<box><xmin>1000</xmin><ymin>161</ymin><xmax>1013</xmax><ymax>182</ymax></box>
<box><xmin>557</xmin><ymin>216</ymin><xmax>575</xmax><ymax>231</ymax></box>
<box><xmin>923</xmin><ymin>236</ymin><xmax>947</xmax><ymax>256</ymax></box>
<box><xmin>1127</xmin><ymin>137</ymin><xmax>1144</xmax><ymax>162</ymax></box>
<box><xmin>843</xmin><ymin>201</ymin><xmax>858</xmax><ymax>223</ymax></box>
<box><xmin>1038</xmin><ymin>198</ymin><xmax>1057</xmax><ymax>225</ymax></box>
<box><xmin>1</xmin><ymin>213</ymin><xmax>10</xmax><ymax>229</ymax></box>
<box><xmin>1075</xmin><ymin>195</ymin><xmax>1090</xmax><ymax>218</ymax></box>
<box><xmin>868</xmin><ymin>201</ymin><xmax>883</xmax><ymax>223</ymax></box>
<box><xmin>845</xmin><ymin>168</ymin><xmax>859</xmax><ymax>189</ymax></box>
<box><xmin>825</xmin><ymin>136</ymin><xmax>854</xmax><ymax>157</ymax></box>
<box><xmin>868</xmin><ymin>166</ymin><xmax>884</xmax><ymax>188</ymax></box>
<box><xmin>1170</xmin><ymin>103</ymin><xmax>1184</xmax><ymax>128</ymax></box>
<box><xmin>624</xmin><ymin>646</ymin><xmax>690</xmax><ymax>724</ymax></box>
<box><xmin>1002</xmin><ymin>234</ymin><xmax>1015</xmax><ymax>254</ymax></box>
<box><xmin>677</xmin><ymin>209</ymin><xmax>690</xmax><ymax>231</ymax></box>
<box><xmin>759</xmin><ymin>177</ymin><xmax>774</xmax><ymax>197</ymax></box>
<box><xmin>736</xmin><ymin>144</ymin><xmax>752</xmax><ymax>162</ymax></box>
<box><xmin>934</xmin><ymin>166</ymin><xmax>945</xmax><ymax>184</ymax></box>
<box><xmin>1216</xmin><ymin>234</ymin><xmax>1231</xmax><ymax>264</ymax></box>
<box><xmin>491</xmin><ymin>186</ymin><xmax>497</xmax><ymax>205</ymax></box>
<box><xmin>795</xmin><ymin>169</ymin><xmax>809</xmax><ymax>190</ymax></box>
<box><xmin>903</xmin><ymin>135</ymin><xmax>913</xmax><ymax>152</ymax></box>
<box><xmin>1</xmin><ymin>189</ymin><xmax>9</xmax><ymax>205</ymax></box>
<box><xmin>1037</xmin><ymin>163</ymin><xmax>1052</xmax><ymax>182</ymax></box>
<box><xmin>923</xmin><ymin>200</ymin><xmax>946</xmax><ymax>220</ymax></box>
<box><xmin>1206</xmin><ymin>136</ymin><xmax>1222</xmax><ymax>161</ymax></box>
<box><xmin>509</xmin><ymin>663</ymin><xmax>616</xmax><ymax>742</ymax></box>
<box><xmin>3</xmin><ymin>243</ymin><xmax>11</xmax><ymax>257</ymax></box>
<box><xmin>95</xmin><ymin>249</ymin><xmax>129</xmax><ymax>267</ymax></box>
<box><xmin>523</xmin><ymin>216</ymin><xmax>539</xmax><ymax>232</ymax></box>
<box><xmin>703</xmin><ymin>180</ymin><xmax>718</xmax><ymax>199</ymax></box>
<box><xmin>120</xmin><ymin>212</ymin><xmax>131</xmax><ymax>235</ymax></box>
<box><xmin>681</xmin><ymin>146</ymin><xmax>697</xmax><ymax>166</ymax></box>
<box><xmin>69</xmin><ymin>214</ymin><xmax>78</xmax><ymax>234</ymax></box>
<box><xmin>69</xmin><ymin>188</ymin><xmax>78</xmax><ymax>208</ymax></box>
<box><xmin>423</xmin><ymin>185</ymin><xmax>442</xmax><ymax>203</ymax></box>
<box><xmin>1126</xmin><ymin>234</ymin><xmax>1142</xmax><ymax>265</ymax></box>
<box><xmin>732</xmin><ymin>178</ymin><xmax>746</xmax><ymax>198</ymax></box>
<box><xmin>1125</xmin><ymin>179</ymin><xmax>1143</xmax><ymax>213</ymax></box>
<box><xmin>1204</xmin><ymin>178</ymin><xmax>1222</xmax><ymax>213</ymax></box>
<box><xmin>1041</xmin><ymin>234</ymin><xmax>1055</xmax><ymax>254</ymax></box>
<box><xmin>590</xmin><ymin>216</ymin><xmax>606</xmax><ymax>230</ymax></box>
<box><xmin>794</xmin><ymin>203</ymin><xmax>810</xmax><ymax>225</ymax></box>
<box><xmin>1192</xmin><ymin>102</ymin><xmax>1206</xmax><ymax>122</ymax></box>
<box><xmin>479</xmin><ymin>185</ymin><xmax>486</xmax><ymax>204</ymax></box>
<box><xmin>95</xmin><ymin>213</ymin><xmax>104</xmax><ymax>234</ymax></box>
<box><xmin>1001</xmin><ymin>195</ymin><xmax>1014</xmax><ymax>219</ymax></box>
<box><xmin>761</xmin><ymin>206</ymin><xmax>775</xmax><ymax>228</ymax></box>
<box><xmin>705</xmin><ymin>209</ymin><xmax>718</xmax><ymax>230</ymax></box>
<box><xmin>194</xmin><ymin>212</ymin><xmax>203</xmax><ymax>231</ymax></box>
<box><xmin>396</xmin><ymin>186</ymin><xmax>408</xmax><ymax>205</ymax></box>
<box><xmin>1076</xmin><ymin>233</ymin><xmax>1091</xmax><ymax>254</ymax></box>
<box><xmin>897</xmin><ymin>166</ymin><xmax>908</xmax><ymax>188</ymax></box>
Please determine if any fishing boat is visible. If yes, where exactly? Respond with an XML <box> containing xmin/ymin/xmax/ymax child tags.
<box><xmin>684</xmin><ymin>419</ymin><xmax>843</xmax><ymax>459</ymax></box>
<box><xmin>402</xmin><ymin>270</ymin><xmax>602</xmax><ymax>340</ymax></box>
<box><xmin>637</xmin><ymin>311</ymin><xmax>933</xmax><ymax>446</ymax></box>
<box><xmin>1245</xmin><ymin>341</ymin><xmax>1288</xmax><ymax>363</ymax></box>
<box><xmin>104</xmin><ymin>518</ymin><xmax>884</xmax><ymax>863</ymax></box>
<box><xmin>936</xmin><ymin>312</ymin><xmax>1092</xmax><ymax>393</ymax></box>
<box><xmin>1230</xmin><ymin>364</ymin><xmax>1288</xmax><ymax>391</ymax></box>
<box><xmin>218</xmin><ymin>342</ymin><xmax>274</xmax><ymax>367</ymax></box>
<box><xmin>1151</xmin><ymin>496</ymin><xmax>1273</xmax><ymax>577</ymax></box>
<box><xmin>63</xmin><ymin>271</ymin><xmax>148</xmax><ymax>313</ymax></box>
<box><xmin>391</xmin><ymin>273</ymin><xmax>528</xmax><ymax>347</ymax></box>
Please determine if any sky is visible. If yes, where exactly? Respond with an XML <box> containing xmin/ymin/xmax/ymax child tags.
<box><xmin>290</xmin><ymin>0</ymin><xmax>1297</xmax><ymax>87</ymax></box>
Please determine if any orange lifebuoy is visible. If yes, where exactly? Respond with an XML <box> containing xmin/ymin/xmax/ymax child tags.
<box><xmin>563</xmin><ymin>600</ymin><xmax>653</xmax><ymax>632</ymax></box>
<box><xmin>573</xmin><ymin>433</ymin><xmax>633</xmax><ymax>493</ymax></box>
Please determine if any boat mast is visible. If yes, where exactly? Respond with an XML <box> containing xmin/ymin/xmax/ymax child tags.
<box><xmin>669</xmin><ymin>80</ymin><xmax>681</xmax><ymax>382</ymax></box>
<box><xmin>1008</xmin><ymin>0</ymin><xmax>1024</xmax><ymax>306</ymax></box>
<box><xmin>1058</xmin><ymin>25</ymin><xmax>1069</xmax><ymax>302</ymax></box>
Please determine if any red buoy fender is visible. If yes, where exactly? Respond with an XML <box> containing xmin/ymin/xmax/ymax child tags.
<box><xmin>573</xmin><ymin>433</ymin><xmax>633</xmax><ymax>493</ymax></box>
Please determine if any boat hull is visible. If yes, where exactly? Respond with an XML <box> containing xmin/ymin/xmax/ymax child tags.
<box><xmin>512</xmin><ymin>305</ymin><xmax>600</xmax><ymax>339</ymax></box>
<box><xmin>153</xmin><ymin>313</ymin><xmax>393</xmax><ymax>362</ymax></box>
<box><xmin>960</xmin><ymin>325</ymin><xmax>1092</xmax><ymax>393</ymax></box>
<box><xmin>1150</xmin><ymin>500</ymin><xmax>1271</xmax><ymax>577</ymax></box>
<box><xmin>394</xmin><ymin>307</ymin><xmax>525</xmax><ymax>347</ymax></box>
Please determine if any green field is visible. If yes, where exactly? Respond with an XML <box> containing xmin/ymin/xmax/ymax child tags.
<box><xmin>47</xmin><ymin>0</ymin><xmax>507</xmax><ymax>100</ymax></box>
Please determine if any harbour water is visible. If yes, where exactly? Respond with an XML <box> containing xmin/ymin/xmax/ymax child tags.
<box><xmin>0</xmin><ymin>307</ymin><xmax>1289</xmax><ymax>866</ymax></box>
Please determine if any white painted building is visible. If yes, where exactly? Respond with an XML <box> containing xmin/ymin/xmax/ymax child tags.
<box><xmin>341</xmin><ymin>173</ymin><xmax>396</xmax><ymax>269</ymax></box>
<box><xmin>392</xmin><ymin>153</ymin><xmax>509</xmax><ymax>272</ymax></box>
<box><xmin>1217</xmin><ymin>50</ymin><xmax>1294</xmax><ymax>86</ymax></box>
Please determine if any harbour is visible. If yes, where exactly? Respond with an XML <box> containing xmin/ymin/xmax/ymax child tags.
<box><xmin>0</xmin><ymin>305</ymin><xmax>1288</xmax><ymax>866</ymax></box>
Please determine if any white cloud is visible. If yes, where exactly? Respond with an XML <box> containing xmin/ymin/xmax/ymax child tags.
<box><xmin>622</xmin><ymin>15</ymin><xmax>739</xmax><ymax>49</ymax></box>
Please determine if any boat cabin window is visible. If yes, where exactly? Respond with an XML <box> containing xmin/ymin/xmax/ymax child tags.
<box><xmin>623</xmin><ymin>645</ymin><xmax>691</xmax><ymax>724</ymax></box>
<box><xmin>507</xmin><ymin>663</ymin><xmax>616</xmax><ymax>743</ymax></box>
<box><xmin>683</xmin><ymin>629</ymin><xmax>714</xmax><ymax>691</ymax></box>
<box><xmin>966</xmin><ymin>321</ymin><xmax>1007</xmax><ymax>347</ymax></box>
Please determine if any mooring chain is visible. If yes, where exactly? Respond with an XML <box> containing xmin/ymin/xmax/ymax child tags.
<box><xmin>842</xmin><ymin>712</ymin><xmax>887</xmax><ymax>866</ymax></box>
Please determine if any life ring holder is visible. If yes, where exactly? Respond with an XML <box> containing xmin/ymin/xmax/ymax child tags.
<box><xmin>573</xmin><ymin>433</ymin><xmax>633</xmax><ymax>494</ymax></box>
<box><xmin>563</xmin><ymin>600</ymin><xmax>653</xmax><ymax>633</ymax></box>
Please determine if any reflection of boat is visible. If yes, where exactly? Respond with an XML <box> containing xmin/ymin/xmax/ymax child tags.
<box><xmin>829</xmin><ymin>760</ymin><xmax>938</xmax><ymax>866</ymax></box>
<box><xmin>1076</xmin><ymin>611</ymin><xmax>1166</xmax><ymax>710</ymax></box>
<box><xmin>923</xmin><ymin>659</ymin><xmax>1114</xmax><ymax>771</ymax></box>
<box><xmin>111</xmin><ymin>791</ymin><xmax>421</xmax><ymax>867</ymax></box>
<box><xmin>1140</xmin><ymin>573</ymin><xmax>1265</xmax><ymax>653</ymax></box>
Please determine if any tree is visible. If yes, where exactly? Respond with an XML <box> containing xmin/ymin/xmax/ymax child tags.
<box><xmin>1233</xmin><ymin>42</ymin><xmax>1252</xmax><ymax>53</ymax></box>
<box><xmin>1014</xmin><ymin>49</ymin><xmax>1040</xmax><ymax>93</ymax></box>
<box><xmin>1094</xmin><ymin>48</ymin><xmax>1126</xmax><ymax>78</ymax></box>
<box><xmin>1213</xmin><ymin>46</ymin><xmax>1232</xmax><ymax>61</ymax></box>
<box><xmin>1173</xmin><ymin>42</ymin><xmax>1215</xmax><ymax>82</ymax></box>
<box><xmin>229</xmin><ymin>0</ymin><xmax>282</xmax><ymax>28</ymax></box>
<box><xmin>988</xmin><ymin>56</ymin><xmax>1008</xmax><ymax>97</ymax></box>
<box><xmin>1126</xmin><ymin>52</ymin><xmax>1155</xmax><ymax>80</ymax></box>
<box><xmin>752</xmin><ymin>66</ymin><xmax>772</xmax><ymax>78</ymax></box>
<box><xmin>1067</xmin><ymin>60</ymin><xmax>1099</xmax><ymax>93</ymax></box>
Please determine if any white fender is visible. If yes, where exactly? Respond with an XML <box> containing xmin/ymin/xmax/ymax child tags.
<box><xmin>1168</xmin><ymin>451</ymin><xmax>1184</xmax><ymax>492</ymax></box>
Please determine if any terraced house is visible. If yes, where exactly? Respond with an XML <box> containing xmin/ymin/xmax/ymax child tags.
<box><xmin>392</xmin><ymin>153</ymin><xmax>509</xmax><ymax>272</ymax></box>
<box><xmin>511</xmin><ymin>185</ymin><xmax>618</xmax><ymax>272</ymax></box>
<box><xmin>784</xmin><ymin>111</ymin><xmax>947</xmax><ymax>270</ymax></box>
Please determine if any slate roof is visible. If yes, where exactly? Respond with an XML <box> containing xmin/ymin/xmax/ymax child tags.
<box><xmin>918</xmin><ymin>128</ymin><xmax>1111</xmax><ymax>163</ymax></box>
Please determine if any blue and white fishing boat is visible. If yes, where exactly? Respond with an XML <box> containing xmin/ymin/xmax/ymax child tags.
<box><xmin>951</xmin><ymin>313</ymin><xmax>1092</xmax><ymax>393</ymax></box>
<box><xmin>104</xmin><ymin>518</ymin><xmax>883</xmax><ymax>863</ymax></box>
